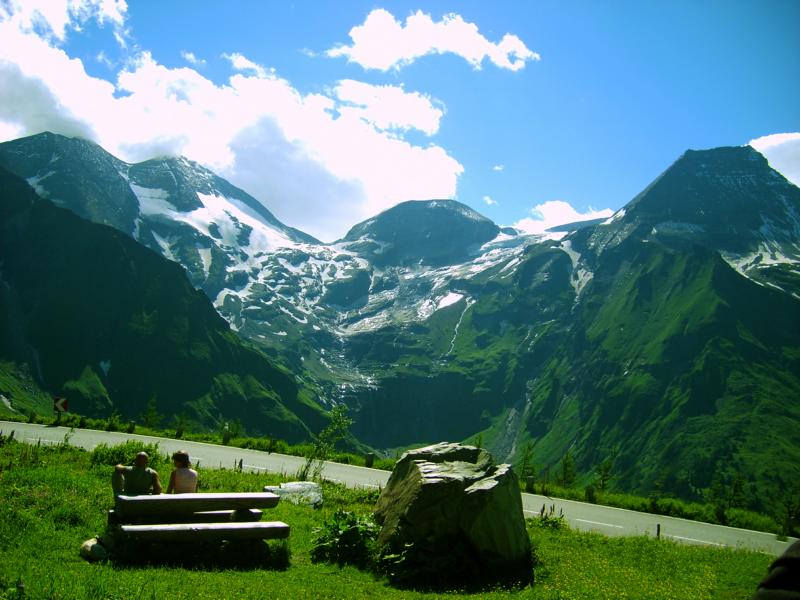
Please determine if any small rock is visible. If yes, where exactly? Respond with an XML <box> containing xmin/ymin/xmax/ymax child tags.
<box><xmin>80</xmin><ymin>537</ymin><xmax>108</xmax><ymax>562</ymax></box>
<box><xmin>264</xmin><ymin>481</ymin><xmax>323</xmax><ymax>508</ymax></box>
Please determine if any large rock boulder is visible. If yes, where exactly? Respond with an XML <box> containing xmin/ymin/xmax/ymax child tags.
<box><xmin>374</xmin><ymin>442</ymin><xmax>532</xmax><ymax>584</ymax></box>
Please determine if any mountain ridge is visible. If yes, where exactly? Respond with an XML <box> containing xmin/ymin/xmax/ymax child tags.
<box><xmin>1</xmin><ymin>131</ymin><xmax>798</xmax><ymax>514</ymax></box>
<box><xmin>0</xmin><ymin>163</ymin><xmax>325</xmax><ymax>440</ymax></box>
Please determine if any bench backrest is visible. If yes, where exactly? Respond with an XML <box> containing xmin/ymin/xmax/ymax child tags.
<box><xmin>115</xmin><ymin>492</ymin><xmax>280</xmax><ymax>518</ymax></box>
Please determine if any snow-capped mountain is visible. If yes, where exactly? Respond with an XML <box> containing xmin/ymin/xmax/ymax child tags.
<box><xmin>573</xmin><ymin>146</ymin><xmax>800</xmax><ymax>297</ymax></box>
<box><xmin>0</xmin><ymin>163</ymin><xmax>322</xmax><ymax>440</ymax></box>
<box><xmin>0</xmin><ymin>132</ymin><xmax>317</xmax><ymax>300</ymax></box>
<box><xmin>2</xmin><ymin>132</ymin><xmax>798</xmax><ymax>510</ymax></box>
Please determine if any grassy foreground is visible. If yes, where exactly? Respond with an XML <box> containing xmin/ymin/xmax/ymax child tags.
<box><xmin>0</xmin><ymin>436</ymin><xmax>772</xmax><ymax>599</ymax></box>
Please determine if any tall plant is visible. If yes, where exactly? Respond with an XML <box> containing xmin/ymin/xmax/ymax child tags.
<box><xmin>298</xmin><ymin>404</ymin><xmax>353</xmax><ymax>481</ymax></box>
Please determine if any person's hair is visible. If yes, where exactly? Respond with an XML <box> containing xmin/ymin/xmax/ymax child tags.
<box><xmin>172</xmin><ymin>450</ymin><xmax>190</xmax><ymax>468</ymax></box>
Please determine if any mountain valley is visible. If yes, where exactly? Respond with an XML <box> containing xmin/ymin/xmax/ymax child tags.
<box><xmin>1</xmin><ymin>132</ymin><xmax>798</xmax><ymax>510</ymax></box>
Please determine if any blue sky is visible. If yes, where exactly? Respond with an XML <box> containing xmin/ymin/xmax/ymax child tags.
<box><xmin>1</xmin><ymin>1</ymin><xmax>798</xmax><ymax>241</ymax></box>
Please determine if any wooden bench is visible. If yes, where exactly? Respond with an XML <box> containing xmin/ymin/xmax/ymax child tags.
<box><xmin>111</xmin><ymin>492</ymin><xmax>290</xmax><ymax>543</ymax></box>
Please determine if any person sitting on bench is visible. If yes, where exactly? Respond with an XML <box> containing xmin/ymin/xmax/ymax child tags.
<box><xmin>112</xmin><ymin>451</ymin><xmax>162</xmax><ymax>495</ymax></box>
<box><xmin>166</xmin><ymin>450</ymin><xmax>197</xmax><ymax>494</ymax></box>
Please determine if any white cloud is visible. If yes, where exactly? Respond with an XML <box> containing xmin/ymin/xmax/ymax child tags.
<box><xmin>222</xmin><ymin>52</ymin><xmax>268</xmax><ymax>78</ymax></box>
<box><xmin>181</xmin><ymin>50</ymin><xmax>206</xmax><ymax>67</ymax></box>
<box><xmin>333</xmin><ymin>80</ymin><xmax>443</xmax><ymax>136</ymax></box>
<box><xmin>0</xmin><ymin>10</ymin><xmax>463</xmax><ymax>242</ymax></box>
<box><xmin>0</xmin><ymin>0</ymin><xmax>127</xmax><ymax>42</ymax></box>
<box><xmin>96</xmin><ymin>50</ymin><xmax>114</xmax><ymax>68</ymax></box>
<box><xmin>491</xmin><ymin>164</ymin><xmax>504</xmax><ymax>171</ymax></box>
<box><xmin>513</xmin><ymin>200</ymin><xmax>613</xmax><ymax>235</ymax></box>
<box><xmin>482</xmin><ymin>195</ymin><xmax>497</xmax><ymax>206</ymax></box>
<box><xmin>326</xmin><ymin>9</ymin><xmax>539</xmax><ymax>71</ymax></box>
<box><xmin>0</xmin><ymin>120</ymin><xmax>23</xmax><ymax>141</ymax></box>
<box><xmin>749</xmin><ymin>132</ymin><xmax>800</xmax><ymax>187</ymax></box>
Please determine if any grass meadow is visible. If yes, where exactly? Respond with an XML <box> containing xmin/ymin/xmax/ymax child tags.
<box><xmin>0</xmin><ymin>432</ymin><xmax>772</xmax><ymax>599</ymax></box>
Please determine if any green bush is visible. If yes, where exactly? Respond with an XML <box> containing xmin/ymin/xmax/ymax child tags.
<box><xmin>585</xmin><ymin>485</ymin><xmax>597</xmax><ymax>503</ymax></box>
<box><xmin>104</xmin><ymin>412</ymin><xmax>121</xmax><ymax>432</ymax></box>
<box><xmin>89</xmin><ymin>440</ymin><xmax>167</xmax><ymax>472</ymax></box>
<box><xmin>311</xmin><ymin>509</ymin><xmax>378</xmax><ymax>569</ymax></box>
<box><xmin>529</xmin><ymin>503</ymin><xmax>568</xmax><ymax>531</ymax></box>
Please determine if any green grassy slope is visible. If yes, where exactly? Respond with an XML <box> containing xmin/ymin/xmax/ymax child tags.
<box><xmin>0</xmin><ymin>166</ymin><xmax>324</xmax><ymax>440</ymax></box>
<box><xmin>524</xmin><ymin>239</ymin><xmax>800</xmax><ymax>511</ymax></box>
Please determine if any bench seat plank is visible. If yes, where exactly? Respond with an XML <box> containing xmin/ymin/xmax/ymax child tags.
<box><xmin>108</xmin><ymin>508</ymin><xmax>263</xmax><ymax>525</ymax></box>
<box><xmin>120</xmin><ymin>521</ymin><xmax>290</xmax><ymax>542</ymax></box>
<box><xmin>115</xmin><ymin>492</ymin><xmax>280</xmax><ymax>517</ymax></box>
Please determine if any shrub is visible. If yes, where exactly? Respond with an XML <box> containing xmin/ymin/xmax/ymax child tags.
<box><xmin>104</xmin><ymin>412</ymin><xmax>120</xmax><ymax>432</ymax></box>
<box><xmin>298</xmin><ymin>405</ymin><xmax>352</xmax><ymax>481</ymax></box>
<box><xmin>529</xmin><ymin>503</ymin><xmax>568</xmax><ymax>531</ymax></box>
<box><xmin>311</xmin><ymin>509</ymin><xmax>378</xmax><ymax>569</ymax></box>
<box><xmin>89</xmin><ymin>440</ymin><xmax>166</xmax><ymax>471</ymax></box>
<box><xmin>585</xmin><ymin>485</ymin><xmax>597</xmax><ymax>504</ymax></box>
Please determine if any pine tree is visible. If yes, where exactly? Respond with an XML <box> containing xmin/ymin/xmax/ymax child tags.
<box><xmin>596</xmin><ymin>456</ymin><xmax>614</xmax><ymax>492</ymax></box>
<box><xmin>558</xmin><ymin>451</ymin><xmax>576</xmax><ymax>488</ymax></box>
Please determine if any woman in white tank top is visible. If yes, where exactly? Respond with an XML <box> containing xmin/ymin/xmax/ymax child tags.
<box><xmin>167</xmin><ymin>450</ymin><xmax>198</xmax><ymax>493</ymax></box>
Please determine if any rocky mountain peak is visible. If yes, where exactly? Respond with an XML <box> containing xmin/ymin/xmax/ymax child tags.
<box><xmin>625</xmin><ymin>145</ymin><xmax>790</xmax><ymax>221</ymax></box>
<box><xmin>575</xmin><ymin>144</ymin><xmax>800</xmax><ymax>296</ymax></box>
<box><xmin>341</xmin><ymin>199</ymin><xmax>502</xmax><ymax>267</ymax></box>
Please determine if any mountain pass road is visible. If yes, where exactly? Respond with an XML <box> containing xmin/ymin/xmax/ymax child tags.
<box><xmin>2</xmin><ymin>421</ymin><xmax>794</xmax><ymax>556</ymax></box>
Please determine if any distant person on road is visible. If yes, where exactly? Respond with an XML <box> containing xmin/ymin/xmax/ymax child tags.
<box><xmin>166</xmin><ymin>450</ymin><xmax>197</xmax><ymax>494</ymax></box>
<box><xmin>112</xmin><ymin>451</ymin><xmax>162</xmax><ymax>495</ymax></box>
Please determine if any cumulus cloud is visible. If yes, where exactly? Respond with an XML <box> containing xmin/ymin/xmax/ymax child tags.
<box><xmin>491</xmin><ymin>164</ymin><xmax>504</xmax><ymax>171</ymax></box>
<box><xmin>0</xmin><ymin>0</ymin><xmax>127</xmax><ymax>42</ymax></box>
<box><xmin>749</xmin><ymin>132</ymin><xmax>800</xmax><ymax>187</ymax></box>
<box><xmin>513</xmin><ymin>200</ymin><xmax>613</xmax><ymax>235</ymax></box>
<box><xmin>482</xmin><ymin>195</ymin><xmax>497</xmax><ymax>206</ymax></box>
<box><xmin>333</xmin><ymin>80</ymin><xmax>443</xmax><ymax>135</ymax></box>
<box><xmin>0</xmin><ymin>60</ymin><xmax>97</xmax><ymax>140</ymax></box>
<box><xmin>326</xmin><ymin>8</ymin><xmax>539</xmax><ymax>71</ymax></box>
<box><xmin>222</xmin><ymin>52</ymin><xmax>268</xmax><ymax>78</ymax></box>
<box><xmin>181</xmin><ymin>50</ymin><xmax>206</xmax><ymax>67</ymax></box>
<box><xmin>0</xmin><ymin>8</ymin><xmax>463</xmax><ymax>241</ymax></box>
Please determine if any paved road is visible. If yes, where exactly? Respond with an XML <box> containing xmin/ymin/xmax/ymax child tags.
<box><xmin>2</xmin><ymin>421</ymin><xmax>794</xmax><ymax>556</ymax></box>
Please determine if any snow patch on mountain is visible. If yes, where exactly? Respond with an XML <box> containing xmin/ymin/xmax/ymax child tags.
<box><xmin>151</xmin><ymin>231</ymin><xmax>176</xmax><ymax>261</ymax></box>
<box><xmin>131</xmin><ymin>184</ymin><xmax>173</xmax><ymax>215</ymax></box>
<box><xmin>601</xmin><ymin>208</ymin><xmax>626</xmax><ymax>225</ymax></box>
<box><xmin>130</xmin><ymin>182</ymin><xmax>300</xmax><ymax>273</ymax></box>
<box><xmin>437</xmin><ymin>292</ymin><xmax>464</xmax><ymax>310</ymax></box>
<box><xmin>560</xmin><ymin>240</ymin><xmax>593</xmax><ymax>296</ymax></box>
<box><xmin>26</xmin><ymin>171</ymin><xmax>56</xmax><ymax>197</ymax></box>
<box><xmin>723</xmin><ymin>244</ymin><xmax>800</xmax><ymax>271</ymax></box>
<box><xmin>197</xmin><ymin>246</ymin><xmax>212</xmax><ymax>278</ymax></box>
